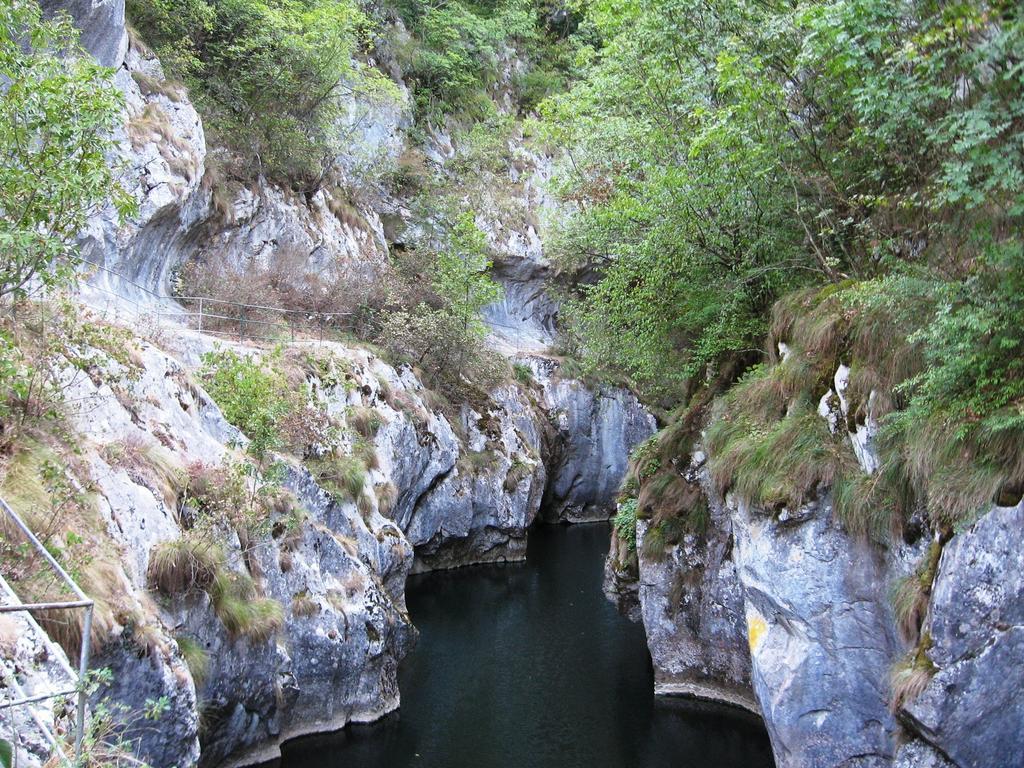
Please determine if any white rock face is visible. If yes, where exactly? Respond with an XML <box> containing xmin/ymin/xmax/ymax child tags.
<box><xmin>40</xmin><ymin>0</ymin><xmax>127</xmax><ymax>67</ymax></box>
<box><xmin>531</xmin><ymin>358</ymin><xmax>657</xmax><ymax>522</ymax></box>
<box><xmin>635</xmin><ymin>503</ymin><xmax>756</xmax><ymax>712</ymax></box>
<box><xmin>47</xmin><ymin>331</ymin><xmax>426</xmax><ymax>768</ymax></box>
<box><xmin>732</xmin><ymin>493</ymin><xmax>900</xmax><ymax>767</ymax></box>
<box><xmin>0</xmin><ymin>585</ymin><xmax>79</xmax><ymax>768</ymax></box>
<box><xmin>903</xmin><ymin>499</ymin><xmax>1024</xmax><ymax>768</ymax></box>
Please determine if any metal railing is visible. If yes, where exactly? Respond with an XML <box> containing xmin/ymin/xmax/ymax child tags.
<box><xmin>79</xmin><ymin>261</ymin><xmax>550</xmax><ymax>354</ymax></box>
<box><xmin>80</xmin><ymin>263</ymin><xmax>360</xmax><ymax>346</ymax></box>
<box><xmin>0</xmin><ymin>495</ymin><xmax>94</xmax><ymax>765</ymax></box>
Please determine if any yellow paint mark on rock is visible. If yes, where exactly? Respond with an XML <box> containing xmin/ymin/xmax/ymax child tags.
<box><xmin>747</xmin><ymin>614</ymin><xmax>767</xmax><ymax>653</ymax></box>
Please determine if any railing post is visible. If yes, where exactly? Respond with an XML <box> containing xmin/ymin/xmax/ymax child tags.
<box><xmin>197</xmin><ymin>297</ymin><xmax>203</xmax><ymax>334</ymax></box>
<box><xmin>75</xmin><ymin>603</ymin><xmax>93</xmax><ymax>762</ymax></box>
<box><xmin>239</xmin><ymin>306</ymin><xmax>245</xmax><ymax>342</ymax></box>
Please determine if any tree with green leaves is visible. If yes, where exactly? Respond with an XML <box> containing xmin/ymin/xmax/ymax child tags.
<box><xmin>432</xmin><ymin>211</ymin><xmax>503</xmax><ymax>344</ymax></box>
<box><xmin>0</xmin><ymin>0</ymin><xmax>131</xmax><ymax>301</ymax></box>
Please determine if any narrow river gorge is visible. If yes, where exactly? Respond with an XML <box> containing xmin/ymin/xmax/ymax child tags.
<box><xmin>5</xmin><ymin>2</ymin><xmax>1022</xmax><ymax>768</ymax></box>
<box><xmin>278</xmin><ymin>524</ymin><xmax>773</xmax><ymax>768</ymax></box>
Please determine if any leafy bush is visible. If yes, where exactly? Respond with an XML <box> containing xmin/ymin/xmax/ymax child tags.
<box><xmin>394</xmin><ymin>0</ymin><xmax>538</xmax><ymax>120</ymax></box>
<box><xmin>200</xmin><ymin>348</ymin><xmax>290</xmax><ymax>460</ymax></box>
<box><xmin>542</xmin><ymin>0</ymin><xmax>1024</xmax><ymax>411</ymax></box>
<box><xmin>199</xmin><ymin>347</ymin><xmax>337</xmax><ymax>462</ymax></box>
<box><xmin>512</xmin><ymin>362</ymin><xmax>533</xmax><ymax>385</ymax></box>
<box><xmin>0</xmin><ymin>1</ymin><xmax>133</xmax><ymax>300</ymax></box>
<box><xmin>379</xmin><ymin>213</ymin><xmax>506</xmax><ymax>401</ymax></box>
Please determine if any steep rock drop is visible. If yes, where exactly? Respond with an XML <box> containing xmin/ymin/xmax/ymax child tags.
<box><xmin>5</xmin><ymin>3</ymin><xmax>656</xmax><ymax>766</ymax></box>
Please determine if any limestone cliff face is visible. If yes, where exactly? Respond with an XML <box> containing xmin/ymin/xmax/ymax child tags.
<box><xmin>607</xmin><ymin>361</ymin><xmax>1024</xmax><ymax>768</ymax></box>
<box><xmin>631</xmin><ymin>466</ymin><xmax>755</xmax><ymax>713</ymax></box>
<box><xmin>531</xmin><ymin>359</ymin><xmax>657</xmax><ymax>523</ymax></box>
<box><xmin>54</xmin><ymin>335</ymin><xmax>427</xmax><ymax>768</ymax></box>
<box><xmin>901</xmin><ymin>500</ymin><xmax>1024</xmax><ymax>768</ymax></box>
<box><xmin>8</xmin><ymin>5</ymin><xmax>657</xmax><ymax>767</ymax></box>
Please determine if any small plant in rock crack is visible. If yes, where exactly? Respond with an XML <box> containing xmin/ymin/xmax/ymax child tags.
<box><xmin>613</xmin><ymin>498</ymin><xmax>638</xmax><ymax>552</ymax></box>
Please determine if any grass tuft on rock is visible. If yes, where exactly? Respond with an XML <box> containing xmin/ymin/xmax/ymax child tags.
<box><xmin>307</xmin><ymin>453</ymin><xmax>367</xmax><ymax>503</ymax></box>
<box><xmin>209</xmin><ymin>571</ymin><xmax>284</xmax><ymax>642</ymax></box>
<box><xmin>176</xmin><ymin>634</ymin><xmax>210</xmax><ymax>688</ymax></box>
<box><xmin>148</xmin><ymin>537</ymin><xmax>225</xmax><ymax>595</ymax></box>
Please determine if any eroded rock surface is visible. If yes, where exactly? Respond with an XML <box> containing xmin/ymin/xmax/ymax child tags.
<box><xmin>732</xmin><ymin>494</ymin><xmax>900</xmax><ymax>768</ymax></box>
<box><xmin>532</xmin><ymin>358</ymin><xmax>656</xmax><ymax>522</ymax></box>
<box><xmin>634</xmin><ymin>477</ymin><xmax>755</xmax><ymax>712</ymax></box>
<box><xmin>902</xmin><ymin>500</ymin><xmax>1024</xmax><ymax>768</ymax></box>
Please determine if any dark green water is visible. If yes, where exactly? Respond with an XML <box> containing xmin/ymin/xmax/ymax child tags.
<box><xmin>281</xmin><ymin>523</ymin><xmax>774</xmax><ymax>768</ymax></box>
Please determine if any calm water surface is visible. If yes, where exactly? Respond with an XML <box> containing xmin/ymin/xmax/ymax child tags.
<box><xmin>280</xmin><ymin>522</ymin><xmax>774</xmax><ymax>768</ymax></box>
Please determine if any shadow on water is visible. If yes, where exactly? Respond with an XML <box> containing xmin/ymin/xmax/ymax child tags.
<box><xmin>278</xmin><ymin>522</ymin><xmax>775</xmax><ymax>768</ymax></box>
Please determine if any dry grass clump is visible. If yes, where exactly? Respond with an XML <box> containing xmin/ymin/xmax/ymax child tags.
<box><xmin>208</xmin><ymin>571</ymin><xmax>284</xmax><ymax>642</ymax></box>
<box><xmin>891</xmin><ymin>541</ymin><xmax>944</xmax><ymax>644</ymax></box>
<box><xmin>348</xmin><ymin>406</ymin><xmax>382</xmax><ymax>438</ymax></box>
<box><xmin>375</xmin><ymin>482</ymin><xmax>398</xmax><ymax>518</ymax></box>
<box><xmin>704</xmin><ymin>281</ymin><xmax>939</xmax><ymax>536</ymax></box>
<box><xmin>126</xmin><ymin>103</ymin><xmax>198</xmax><ymax>180</ymax></box>
<box><xmin>326</xmin><ymin>189</ymin><xmax>371</xmax><ymax>232</ymax></box>
<box><xmin>356</xmin><ymin>490</ymin><xmax>375</xmax><ymax>521</ymax></box>
<box><xmin>886</xmin><ymin>414</ymin><xmax>1024</xmax><ymax>530</ymax></box>
<box><xmin>131</xmin><ymin>70</ymin><xmax>186</xmax><ymax>101</ymax></box>
<box><xmin>306</xmin><ymin>453</ymin><xmax>367</xmax><ymax>503</ymax></box>
<box><xmin>0</xmin><ymin>441</ymin><xmax>132</xmax><ymax>658</ymax></box>
<box><xmin>890</xmin><ymin>636</ymin><xmax>937</xmax><ymax>712</ymax></box>
<box><xmin>707</xmin><ymin>394</ymin><xmax>851</xmax><ymax>514</ymax></box>
<box><xmin>291</xmin><ymin>591</ymin><xmax>320</xmax><ymax>618</ymax></box>
<box><xmin>352</xmin><ymin>439</ymin><xmax>380</xmax><ymax>471</ymax></box>
<box><xmin>101</xmin><ymin>433</ymin><xmax>185</xmax><ymax>506</ymax></box>
<box><xmin>503</xmin><ymin>456</ymin><xmax>533</xmax><ymax>492</ymax></box>
<box><xmin>148</xmin><ymin>537</ymin><xmax>225</xmax><ymax>595</ymax></box>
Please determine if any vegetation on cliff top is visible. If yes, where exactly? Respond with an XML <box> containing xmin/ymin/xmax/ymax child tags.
<box><xmin>126</xmin><ymin>0</ymin><xmax>396</xmax><ymax>185</ymax></box>
<box><xmin>551</xmin><ymin>0</ymin><xmax>1024</xmax><ymax>543</ymax></box>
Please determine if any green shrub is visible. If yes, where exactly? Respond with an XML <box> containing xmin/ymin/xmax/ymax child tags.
<box><xmin>200</xmin><ymin>348</ymin><xmax>290</xmax><ymax>460</ymax></box>
<box><xmin>612</xmin><ymin>498</ymin><xmax>638</xmax><ymax>552</ymax></box>
<box><xmin>503</xmin><ymin>455</ymin><xmax>533</xmax><ymax>492</ymax></box>
<box><xmin>125</xmin><ymin>0</ymin><xmax>395</xmax><ymax>183</ymax></box>
<box><xmin>0</xmin><ymin>1</ymin><xmax>134</xmax><ymax>301</ymax></box>
<box><xmin>512</xmin><ymin>362</ymin><xmax>533</xmax><ymax>385</ymax></box>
